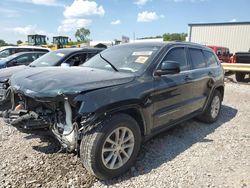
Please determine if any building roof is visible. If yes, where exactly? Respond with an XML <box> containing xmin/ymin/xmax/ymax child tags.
<box><xmin>188</xmin><ymin>22</ymin><xmax>250</xmax><ymax>27</ymax></box>
<box><xmin>53</xmin><ymin>36</ymin><xmax>69</xmax><ymax>38</ymax></box>
<box><xmin>27</xmin><ymin>34</ymin><xmax>46</xmax><ymax>37</ymax></box>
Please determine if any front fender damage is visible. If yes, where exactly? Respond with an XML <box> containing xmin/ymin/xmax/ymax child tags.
<box><xmin>0</xmin><ymin>88</ymin><xmax>104</xmax><ymax>152</ymax></box>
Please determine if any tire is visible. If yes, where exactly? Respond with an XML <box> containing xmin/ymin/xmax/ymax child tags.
<box><xmin>80</xmin><ymin>113</ymin><xmax>141</xmax><ymax>180</ymax></box>
<box><xmin>198</xmin><ymin>90</ymin><xmax>222</xmax><ymax>123</ymax></box>
<box><xmin>235</xmin><ymin>72</ymin><xmax>245</xmax><ymax>82</ymax></box>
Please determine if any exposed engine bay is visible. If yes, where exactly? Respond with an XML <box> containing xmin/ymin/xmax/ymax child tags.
<box><xmin>0</xmin><ymin>88</ymin><xmax>99</xmax><ymax>152</ymax></box>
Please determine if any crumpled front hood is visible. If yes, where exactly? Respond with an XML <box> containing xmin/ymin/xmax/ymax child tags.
<box><xmin>10</xmin><ymin>67</ymin><xmax>134</xmax><ymax>98</ymax></box>
<box><xmin>0</xmin><ymin>65</ymin><xmax>28</xmax><ymax>81</ymax></box>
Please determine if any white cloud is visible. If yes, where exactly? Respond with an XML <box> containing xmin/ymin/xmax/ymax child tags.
<box><xmin>64</xmin><ymin>0</ymin><xmax>105</xmax><ymax>18</ymax></box>
<box><xmin>58</xmin><ymin>19</ymin><xmax>92</xmax><ymax>32</ymax></box>
<box><xmin>31</xmin><ymin>0</ymin><xmax>58</xmax><ymax>6</ymax></box>
<box><xmin>137</xmin><ymin>11</ymin><xmax>159</xmax><ymax>22</ymax></box>
<box><xmin>111</xmin><ymin>20</ymin><xmax>121</xmax><ymax>25</ymax></box>
<box><xmin>13</xmin><ymin>25</ymin><xmax>45</xmax><ymax>35</ymax></box>
<box><xmin>230</xmin><ymin>18</ymin><xmax>237</xmax><ymax>22</ymax></box>
<box><xmin>58</xmin><ymin>0</ymin><xmax>105</xmax><ymax>33</ymax></box>
<box><xmin>14</xmin><ymin>0</ymin><xmax>63</xmax><ymax>6</ymax></box>
<box><xmin>134</xmin><ymin>0</ymin><xmax>151</xmax><ymax>6</ymax></box>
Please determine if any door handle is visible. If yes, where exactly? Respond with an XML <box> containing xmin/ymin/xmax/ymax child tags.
<box><xmin>184</xmin><ymin>75</ymin><xmax>192</xmax><ymax>81</ymax></box>
<box><xmin>208</xmin><ymin>71</ymin><xmax>214</xmax><ymax>76</ymax></box>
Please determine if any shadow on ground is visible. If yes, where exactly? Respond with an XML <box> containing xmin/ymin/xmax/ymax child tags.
<box><xmin>24</xmin><ymin>131</ymin><xmax>62</xmax><ymax>154</ymax></box>
<box><xmin>99</xmin><ymin>105</ymin><xmax>237</xmax><ymax>185</ymax></box>
<box><xmin>18</xmin><ymin>104</ymin><xmax>237</xmax><ymax>184</ymax></box>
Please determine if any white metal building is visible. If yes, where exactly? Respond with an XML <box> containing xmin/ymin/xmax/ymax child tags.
<box><xmin>188</xmin><ymin>22</ymin><xmax>250</xmax><ymax>53</ymax></box>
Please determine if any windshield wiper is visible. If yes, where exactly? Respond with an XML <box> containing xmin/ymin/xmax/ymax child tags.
<box><xmin>29</xmin><ymin>64</ymin><xmax>36</xmax><ymax>67</ymax></box>
<box><xmin>99</xmin><ymin>54</ymin><xmax>118</xmax><ymax>72</ymax></box>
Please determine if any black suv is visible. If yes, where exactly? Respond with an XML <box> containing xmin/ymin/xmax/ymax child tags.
<box><xmin>1</xmin><ymin>42</ymin><xmax>224</xmax><ymax>180</ymax></box>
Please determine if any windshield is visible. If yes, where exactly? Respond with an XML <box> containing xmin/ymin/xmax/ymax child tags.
<box><xmin>82</xmin><ymin>45</ymin><xmax>161</xmax><ymax>73</ymax></box>
<box><xmin>29</xmin><ymin>50</ymin><xmax>69</xmax><ymax>67</ymax></box>
<box><xmin>0</xmin><ymin>53</ymin><xmax>18</xmax><ymax>63</ymax></box>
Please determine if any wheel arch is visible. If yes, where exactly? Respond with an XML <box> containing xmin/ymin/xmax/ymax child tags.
<box><xmin>215</xmin><ymin>85</ymin><xmax>224</xmax><ymax>101</ymax></box>
<box><xmin>202</xmin><ymin>84</ymin><xmax>224</xmax><ymax>112</ymax></box>
<box><xmin>106</xmin><ymin>106</ymin><xmax>147</xmax><ymax>137</ymax></box>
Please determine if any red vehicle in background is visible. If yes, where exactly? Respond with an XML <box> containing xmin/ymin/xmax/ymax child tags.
<box><xmin>207</xmin><ymin>46</ymin><xmax>233</xmax><ymax>63</ymax></box>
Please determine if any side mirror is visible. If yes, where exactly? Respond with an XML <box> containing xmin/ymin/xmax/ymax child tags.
<box><xmin>229</xmin><ymin>53</ymin><xmax>233</xmax><ymax>57</ymax></box>
<box><xmin>154</xmin><ymin>61</ymin><xmax>180</xmax><ymax>76</ymax></box>
<box><xmin>61</xmin><ymin>63</ymin><xmax>70</xmax><ymax>67</ymax></box>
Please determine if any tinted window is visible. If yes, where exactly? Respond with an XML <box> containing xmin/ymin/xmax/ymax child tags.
<box><xmin>15</xmin><ymin>54</ymin><xmax>33</xmax><ymax>65</ymax></box>
<box><xmin>189</xmin><ymin>48</ymin><xmax>206</xmax><ymax>69</ymax></box>
<box><xmin>65</xmin><ymin>53</ymin><xmax>87</xmax><ymax>66</ymax></box>
<box><xmin>163</xmin><ymin>47</ymin><xmax>187</xmax><ymax>71</ymax></box>
<box><xmin>221</xmin><ymin>48</ymin><xmax>227</xmax><ymax>56</ymax></box>
<box><xmin>33</xmin><ymin>49</ymin><xmax>49</xmax><ymax>52</ymax></box>
<box><xmin>204</xmin><ymin>51</ymin><xmax>218</xmax><ymax>67</ymax></box>
<box><xmin>15</xmin><ymin>48</ymin><xmax>32</xmax><ymax>53</ymax></box>
<box><xmin>216</xmin><ymin>49</ymin><xmax>222</xmax><ymax>56</ymax></box>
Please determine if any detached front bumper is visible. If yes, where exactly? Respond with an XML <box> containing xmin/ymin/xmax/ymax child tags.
<box><xmin>0</xmin><ymin>110</ymin><xmax>50</xmax><ymax>130</ymax></box>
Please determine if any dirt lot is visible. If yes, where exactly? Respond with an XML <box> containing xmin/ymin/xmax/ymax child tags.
<box><xmin>0</xmin><ymin>82</ymin><xmax>249</xmax><ymax>188</ymax></box>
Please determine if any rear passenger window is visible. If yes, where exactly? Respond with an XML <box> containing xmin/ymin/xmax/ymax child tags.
<box><xmin>16</xmin><ymin>48</ymin><xmax>32</xmax><ymax>53</ymax></box>
<box><xmin>189</xmin><ymin>48</ymin><xmax>206</xmax><ymax>69</ymax></box>
<box><xmin>204</xmin><ymin>51</ymin><xmax>218</xmax><ymax>67</ymax></box>
<box><xmin>163</xmin><ymin>47</ymin><xmax>188</xmax><ymax>71</ymax></box>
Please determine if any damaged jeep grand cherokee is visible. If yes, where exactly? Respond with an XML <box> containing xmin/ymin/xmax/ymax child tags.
<box><xmin>1</xmin><ymin>42</ymin><xmax>224</xmax><ymax>179</ymax></box>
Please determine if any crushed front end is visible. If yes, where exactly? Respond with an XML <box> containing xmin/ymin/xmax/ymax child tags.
<box><xmin>0</xmin><ymin>87</ymin><xmax>98</xmax><ymax>152</ymax></box>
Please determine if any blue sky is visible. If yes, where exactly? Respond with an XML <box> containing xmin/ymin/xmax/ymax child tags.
<box><xmin>0</xmin><ymin>0</ymin><xmax>249</xmax><ymax>44</ymax></box>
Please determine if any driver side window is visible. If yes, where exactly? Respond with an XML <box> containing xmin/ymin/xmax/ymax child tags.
<box><xmin>65</xmin><ymin>54</ymin><xmax>87</xmax><ymax>66</ymax></box>
<box><xmin>162</xmin><ymin>47</ymin><xmax>188</xmax><ymax>71</ymax></box>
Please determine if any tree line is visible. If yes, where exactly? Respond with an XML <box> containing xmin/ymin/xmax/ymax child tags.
<box><xmin>139</xmin><ymin>33</ymin><xmax>187</xmax><ymax>41</ymax></box>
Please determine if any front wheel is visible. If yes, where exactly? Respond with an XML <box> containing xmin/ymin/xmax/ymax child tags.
<box><xmin>80</xmin><ymin>113</ymin><xmax>141</xmax><ymax>180</ymax></box>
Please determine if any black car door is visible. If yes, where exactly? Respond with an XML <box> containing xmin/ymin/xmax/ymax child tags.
<box><xmin>187</xmin><ymin>48</ymin><xmax>211</xmax><ymax>112</ymax></box>
<box><xmin>152</xmin><ymin>46</ymin><xmax>194</xmax><ymax>129</ymax></box>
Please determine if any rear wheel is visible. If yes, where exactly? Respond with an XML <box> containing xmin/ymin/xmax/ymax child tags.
<box><xmin>198</xmin><ymin>90</ymin><xmax>222</xmax><ymax>123</ymax></box>
<box><xmin>235</xmin><ymin>72</ymin><xmax>245</xmax><ymax>82</ymax></box>
<box><xmin>80</xmin><ymin>113</ymin><xmax>141</xmax><ymax>180</ymax></box>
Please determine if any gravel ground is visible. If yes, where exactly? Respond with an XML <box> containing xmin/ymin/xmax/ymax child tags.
<box><xmin>0</xmin><ymin>82</ymin><xmax>249</xmax><ymax>188</ymax></box>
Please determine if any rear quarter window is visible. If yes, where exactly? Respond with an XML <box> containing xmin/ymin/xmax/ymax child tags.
<box><xmin>204</xmin><ymin>51</ymin><xmax>219</xmax><ymax>67</ymax></box>
<box><xmin>15</xmin><ymin>48</ymin><xmax>32</xmax><ymax>53</ymax></box>
<box><xmin>189</xmin><ymin>48</ymin><xmax>206</xmax><ymax>69</ymax></box>
<box><xmin>33</xmin><ymin>49</ymin><xmax>50</xmax><ymax>52</ymax></box>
